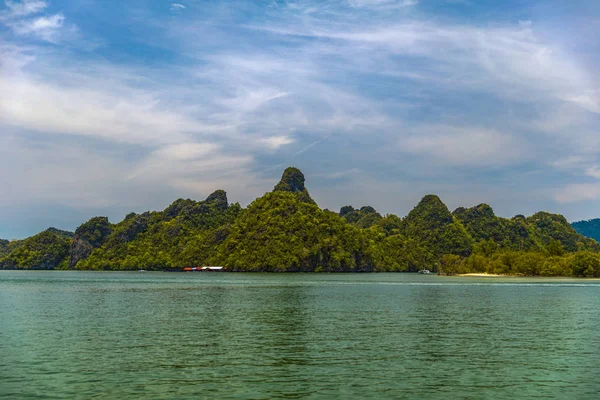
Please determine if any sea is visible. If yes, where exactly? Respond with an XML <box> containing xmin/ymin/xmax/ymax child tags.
<box><xmin>1</xmin><ymin>271</ymin><xmax>599</xmax><ymax>399</ymax></box>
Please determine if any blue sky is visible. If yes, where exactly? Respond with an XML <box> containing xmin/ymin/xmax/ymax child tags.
<box><xmin>1</xmin><ymin>0</ymin><xmax>600</xmax><ymax>238</ymax></box>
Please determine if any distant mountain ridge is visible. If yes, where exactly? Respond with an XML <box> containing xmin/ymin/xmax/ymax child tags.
<box><xmin>571</xmin><ymin>219</ymin><xmax>600</xmax><ymax>243</ymax></box>
<box><xmin>1</xmin><ymin>167</ymin><xmax>600</xmax><ymax>276</ymax></box>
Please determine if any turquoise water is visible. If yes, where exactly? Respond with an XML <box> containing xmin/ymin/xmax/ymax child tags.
<box><xmin>1</xmin><ymin>272</ymin><xmax>599</xmax><ymax>399</ymax></box>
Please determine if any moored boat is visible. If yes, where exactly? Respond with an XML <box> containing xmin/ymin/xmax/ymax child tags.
<box><xmin>183</xmin><ymin>266</ymin><xmax>226</xmax><ymax>272</ymax></box>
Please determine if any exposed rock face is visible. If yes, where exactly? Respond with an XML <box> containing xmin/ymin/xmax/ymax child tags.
<box><xmin>68</xmin><ymin>216</ymin><xmax>113</xmax><ymax>269</ymax></box>
<box><xmin>205</xmin><ymin>189</ymin><xmax>228</xmax><ymax>211</ymax></box>
<box><xmin>164</xmin><ymin>190</ymin><xmax>229</xmax><ymax>221</ymax></box>
<box><xmin>104</xmin><ymin>213</ymin><xmax>150</xmax><ymax>247</ymax></box>
<box><xmin>273</xmin><ymin>167</ymin><xmax>315</xmax><ymax>204</ymax></box>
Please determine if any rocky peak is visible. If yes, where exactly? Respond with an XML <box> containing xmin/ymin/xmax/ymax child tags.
<box><xmin>273</xmin><ymin>167</ymin><xmax>315</xmax><ymax>204</ymax></box>
<box><xmin>69</xmin><ymin>216</ymin><xmax>113</xmax><ymax>269</ymax></box>
<box><xmin>274</xmin><ymin>167</ymin><xmax>306</xmax><ymax>193</ymax></box>
<box><xmin>406</xmin><ymin>194</ymin><xmax>453</xmax><ymax>225</ymax></box>
<box><xmin>205</xmin><ymin>189</ymin><xmax>228</xmax><ymax>210</ymax></box>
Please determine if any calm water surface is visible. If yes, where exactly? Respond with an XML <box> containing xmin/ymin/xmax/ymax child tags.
<box><xmin>1</xmin><ymin>272</ymin><xmax>599</xmax><ymax>399</ymax></box>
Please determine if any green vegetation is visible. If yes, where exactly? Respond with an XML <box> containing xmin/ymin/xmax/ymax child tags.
<box><xmin>46</xmin><ymin>227</ymin><xmax>74</xmax><ymax>239</ymax></box>
<box><xmin>0</xmin><ymin>239</ymin><xmax>10</xmax><ymax>258</ymax></box>
<box><xmin>572</xmin><ymin>218</ymin><xmax>600</xmax><ymax>243</ymax></box>
<box><xmin>74</xmin><ymin>190</ymin><xmax>241</xmax><ymax>271</ymax></box>
<box><xmin>403</xmin><ymin>195</ymin><xmax>472</xmax><ymax>258</ymax></box>
<box><xmin>273</xmin><ymin>166</ymin><xmax>315</xmax><ymax>204</ymax></box>
<box><xmin>0</xmin><ymin>230</ymin><xmax>70</xmax><ymax>270</ymax></box>
<box><xmin>214</xmin><ymin>192</ymin><xmax>371</xmax><ymax>272</ymax></box>
<box><xmin>440</xmin><ymin>249</ymin><xmax>600</xmax><ymax>277</ymax></box>
<box><xmin>3</xmin><ymin>167</ymin><xmax>600</xmax><ymax>276</ymax></box>
<box><xmin>340</xmin><ymin>205</ymin><xmax>383</xmax><ymax>228</ymax></box>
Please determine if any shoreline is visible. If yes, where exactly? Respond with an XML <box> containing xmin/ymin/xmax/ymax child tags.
<box><xmin>2</xmin><ymin>270</ymin><xmax>600</xmax><ymax>279</ymax></box>
<box><xmin>453</xmin><ymin>273</ymin><xmax>600</xmax><ymax>280</ymax></box>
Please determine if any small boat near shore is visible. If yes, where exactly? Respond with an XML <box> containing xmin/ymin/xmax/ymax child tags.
<box><xmin>418</xmin><ymin>269</ymin><xmax>431</xmax><ymax>274</ymax></box>
<box><xmin>183</xmin><ymin>266</ymin><xmax>226</xmax><ymax>272</ymax></box>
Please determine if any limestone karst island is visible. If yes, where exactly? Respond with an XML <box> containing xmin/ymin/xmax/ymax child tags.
<box><xmin>2</xmin><ymin>168</ymin><xmax>600</xmax><ymax>277</ymax></box>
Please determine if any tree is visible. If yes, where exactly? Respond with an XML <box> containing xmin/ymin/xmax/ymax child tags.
<box><xmin>441</xmin><ymin>254</ymin><xmax>462</xmax><ymax>275</ymax></box>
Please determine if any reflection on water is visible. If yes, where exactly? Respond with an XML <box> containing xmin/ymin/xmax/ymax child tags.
<box><xmin>1</xmin><ymin>272</ymin><xmax>599</xmax><ymax>399</ymax></box>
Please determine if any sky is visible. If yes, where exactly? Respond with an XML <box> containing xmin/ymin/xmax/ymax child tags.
<box><xmin>1</xmin><ymin>0</ymin><xmax>600</xmax><ymax>239</ymax></box>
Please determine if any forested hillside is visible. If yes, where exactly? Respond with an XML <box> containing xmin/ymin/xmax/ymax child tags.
<box><xmin>2</xmin><ymin>167</ymin><xmax>600</xmax><ymax>276</ymax></box>
<box><xmin>572</xmin><ymin>219</ymin><xmax>600</xmax><ymax>243</ymax></box>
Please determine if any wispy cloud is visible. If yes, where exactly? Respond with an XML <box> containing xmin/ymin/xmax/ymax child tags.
<box><xmin>347</xmin><ymin>0</ymin><xmax>418</xmax><ymax>9</ymax></box>
<box><xmin>3</xmin><ymin>0</ymin><xmax>48</xmax><ymax>17</ymax></box>
<box><xmin>11</xmin><ymin>13</ymin><xmax>64</xmax><ymax>40</ymax></box>
<box><xmin>0</xmin><ymin>47</ymin><xmax>204</xmax><ymax>144</ymax></box>
<box><xmin>170</xmin><ymin>3</ymin><xmax>186</xmax><ymax>12</ymax></box>
<box><xmin>555</xmin><ymin>183</ymin><xmax>600</xmax><ymax>204</ymax></box>
<box><xmin>585</xmin><ymin>166</ymin><xmax>600</xmax><ymax>179</ymax></box>
<box><xmin>1</xmin><ymin>0</ymin><xmax>68</xmax><ymax>42</ymax></box>
<box><xmin>260</xmin><ymin>136</ymin><xmax>295</xmax><ymax>150</ymax></box>
<box><xmin>403</xmin><ymin>127</ymin><xmax>522</xmax><ymax>167</ymax></box>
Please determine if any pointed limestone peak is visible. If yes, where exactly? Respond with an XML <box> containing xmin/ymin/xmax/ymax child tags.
<box><xmin>274</xmin><ymin>167</ymin><xmax>306</xmax><ymax>193</ymax></box>
<box><xmin>205</xmin><ymin>189</ymin><xmax>228</xmax><ymax>210</ymax></box>
<box><xmin>274</xmin><ymin>167</ymin><xmax>315</xmax><ymax>204</ymax></box>
<box><xmin>406</xmin><ymin>194</ymin><xmax>453</xmax><ymax>225</ymax></box>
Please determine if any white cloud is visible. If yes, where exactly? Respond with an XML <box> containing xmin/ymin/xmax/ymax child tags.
<box><xmin>562</xmin><ymin>90</ymin><xmax>600</xmax><ymax>114</ymax></box>
<box><xmin>249</xmin><ymin>19</ymin><xmax>594</xmax><ymax>115</ymax></box>
<box><xmin>11</xmin><ymin>14</ymin><xmax>64</xmax><ymax>40</ymax></box>
<box><xmin>0</xmin><ymin>48</ymin><xmax>206</xmax><ymax>144</ymax></box>
<box><xmin>0</xmin><ymin>134</ymin><xmax>131</xmax><ymax>208</ymax></box>
<box><xmin>156</xmin><ymin>143</ymin><xmax>220</xmax><ymax>161</ymax></box>
<box><xmin>1</xmin><ymin>1</ymin><xmax>68</xmax><ymax>42</ymax></box>
<box><xmin>555</xmin><ymin>183</ymin><xmax>600</xmax><ymax>204</ymax></box>
<box><xmin>585</xmin><ymin>166</ymin><xmax>600</xmax><ymax>180</ymax></box>
<box><xmin>3</xmin><ymin>0</ymin><xmax>48</xmax><ymax>18</ymax></box>
<box><xmin>551</xmin><ymin>155</ymin><xmax>589</xmax><ymax>170</ymax></box>
<box><xmin>2</xmin><ymin>0</ymin><xmax>600</xmax><ymax>229</ymax></box>
<box><xmin>217</xmin><ymin>88</ymin><xmax>289</xmax><ymax>113</ymax></box>
<box><xmin>403</xmin><ymin>127</ymin><xmax>521</xmax><ymax>166</ymax></box>
<box><xmin>170</xmin><ymin>3</ymin><xmax>186</xmax><ymax>11</ymax></box>
<box><xmin>347</xmin><ymin>0</ymin><xmax>418</xmax><ymax>8</ymax></box>
<box><xmin>126</xmin><ymin>143</ymin><xmax>256</xmax><ymax>200</ymax></box>
<box><xmin>260</xmin><ymin>136</ymin><xmax>295</xmax><ymax>150</ymax></box>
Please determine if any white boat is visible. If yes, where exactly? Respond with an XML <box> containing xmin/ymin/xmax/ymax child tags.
<box><xmin>418</xmin><ymin>269</ymin><xmax>431</xmax><ymax>274</ymax></box>
<box><xmin>201</xmin><ymin>266</ymin><xmax>225</xmax><ymax>271</ymax></box>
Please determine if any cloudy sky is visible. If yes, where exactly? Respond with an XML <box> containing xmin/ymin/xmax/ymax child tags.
<box><xmin>1</xmin><ymin>0</ymin><xmax>600</xmax><ymax>238</ymax></box>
